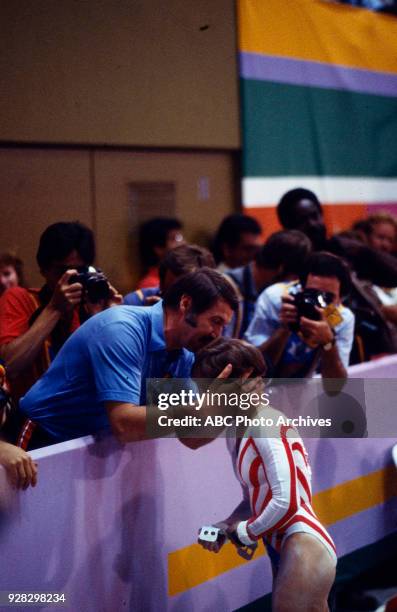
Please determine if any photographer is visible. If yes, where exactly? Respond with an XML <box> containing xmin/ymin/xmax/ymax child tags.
<box><xmin>245</xmin><ymin>252</ymin><xmax>354</xmax><ymax>379</ymax></box>
<box><xmin>0</xmin><ymin>222</ymin><xmax>121</xmax><ymax>407</ymax></box>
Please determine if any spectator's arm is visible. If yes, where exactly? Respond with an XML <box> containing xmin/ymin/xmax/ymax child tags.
<box><xmin>251</xmin><ymin>295</ymin><xmax>296</xmax><ymax>367</ymax></box>
<box><xmin>381</xmin><ymin>304</ymin><xmax>397</xmax><ymax>325</ymax></box>
<box><xmin>319</xmin><ymin>343</ymin><xmax>347</xmax><ymax>380</ymax></box>
<box><xmin>0</xmin><ymin>271</ymin><xmax>82</xmax><ymax>378</ymax></box>
<box><xmin>0</xmin><ymin>440</ymin><xmax>38</xmax><ymax>489</ymax></box>
<box><xmin>300</xmin><ymin>310</ymin><xmax>349</xmax><ymax>380</ymax></box>
<box><xmin>0</xmin><ymin>306</ymin><xmax>61</xmax><ymax>378</ymax></box>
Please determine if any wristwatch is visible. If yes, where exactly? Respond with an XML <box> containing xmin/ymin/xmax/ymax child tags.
<box><xmin>322</xmin><ymin>332</ymin><xmax>336</xmax><ymax>351</ymax></box>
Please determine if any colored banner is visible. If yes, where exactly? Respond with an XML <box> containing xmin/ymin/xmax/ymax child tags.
<box><xmin>238</xmin><ymin>0</ymin><xmax>397</xmax><ymax>235</ymax></box>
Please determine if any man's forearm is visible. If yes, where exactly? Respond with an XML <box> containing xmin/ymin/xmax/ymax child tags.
<box><xmin>0</xmin><ymin>305</ymin><xmax>61</xmax><ymax>378</ymax></box>
<box><xmin>320</xmin><ymin>345</ymin><xmax>347</xmax><ymax>379</ymax></box>
<box><xmin>106</xmin><ymin>402</ymin><xmax>147</xmax><ymax>443</ymax></box>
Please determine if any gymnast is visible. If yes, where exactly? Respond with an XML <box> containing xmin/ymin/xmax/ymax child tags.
<box><xmin>192</xmin><ymin>337</ymin><xmax>336</xmax><ymax>612</ymax></box>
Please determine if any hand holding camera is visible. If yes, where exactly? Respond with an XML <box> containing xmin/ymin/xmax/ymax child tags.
<box><xmin>68</xmin><ymin>266</ymin><xmax>112</xmax><ymax>304</ymax></box>
<box><xmin>280</xmin><ymin>294</ymin><xmax>299</xmax><ymax>329</ymax></box>
<box><xmin>49</xmin><ymin>267</ymin><xmax>120</xmax><ymax>317</ymax></box>
<box><xmin>281</xmin><ymin>288</ymin><xmax>336</xmax><ymax>348</ymax></box>
<box><xmin>300</xmin><ymin>309</ymin><xmax>335</xmax><ymax>348</ymax></box>
<box><xmin>49</xmin><ymin>269</ymin><xmax>84</xmax><ymax>315</ymax></box>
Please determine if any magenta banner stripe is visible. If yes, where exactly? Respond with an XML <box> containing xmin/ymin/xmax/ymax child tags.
<box><xmin>240</xmin><ymin>51</ymin><xmax>397</xmax><ymax>98</ymax></box>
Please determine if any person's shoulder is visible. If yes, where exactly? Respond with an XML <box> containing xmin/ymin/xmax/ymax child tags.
<box><xmin>0</xmin><ymin>286</ymin><xmax>38</xmax><ymax>309</ymax></box>
<box><xmin>124</xmin><ymin>287</ymin><xmax>160</xmax><ymax>306</ymax></box>
<box><xmin>84</xmin><ymin>305</ymin><xmax>152</xmax><ymax>335</ymax></box>
<box><xmin>1</xmin><ymin>286</ymin><xmax>33</xmax><ymax>300</ymax></box>
<box><xmin>338</xmin><ymin>303</ymin><xmax>355</xmax><ymax>326</ymax></box>
<box><xmin>260</xmin><ymin>281</ymin><xmax>295</xmax><ymax>304</ymax></box>
<box><xmin>226</xmin><ymin>266</ymin><xmax>245</xmax><ymax>285</ymax></box>
<box><xmin>76</xmin><ymin>307</ymin><xmax>153</xmax><ymax>354</ymax></box>
<box><xmin>102</xmin><ymin>304</ymin><xmax>151</xmax><ymax>323</ymax></box>
<box><xmin>123</xmin><ymin>289</ymin><xmax>144</xmax><ymax>306</ymax></box>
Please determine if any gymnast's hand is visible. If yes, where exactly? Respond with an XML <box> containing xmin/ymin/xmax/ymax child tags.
<box><xmin>197</xmin><ymin>522</ymin><xmax>228</xmax><ymax>553</ymax></box>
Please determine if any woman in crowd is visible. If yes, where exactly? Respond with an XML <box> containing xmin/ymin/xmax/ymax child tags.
<box><xmin>193</xmin><ymin>337</ymin><xmax>336</xmax><ymax>611</ymax></box>
<box><xmin>0</xmin><ymin>253</ymin><xmax>23</xmax><ymax>296</ymax></box>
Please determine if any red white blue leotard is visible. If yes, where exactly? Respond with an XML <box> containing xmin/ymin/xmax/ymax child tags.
<box><xmin>227</xmin><ymin>408</ymin><xmax>337</xmax><ymax>565</ymax></box>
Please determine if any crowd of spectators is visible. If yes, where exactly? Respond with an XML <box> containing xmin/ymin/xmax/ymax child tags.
<box><xmin>1</xmin><ymin>188</ymin><xmax>397</xmax><ymax>490</ymax></box>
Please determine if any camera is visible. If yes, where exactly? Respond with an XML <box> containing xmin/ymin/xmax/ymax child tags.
<box><xmin>69</xmin><ymin>266</ymin><xmax>112</xmax><ymax>303</ymax></box>
<box><xmin>290</xmin><ymin>288</ymin><xmax>334</xmax><ymax>331</ymax></box>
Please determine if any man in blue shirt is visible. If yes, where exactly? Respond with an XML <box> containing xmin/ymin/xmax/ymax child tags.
<box><xmin>19</xmin><ymin>269</ymin><xmax>237</xmax><ymax>447</ymax></box>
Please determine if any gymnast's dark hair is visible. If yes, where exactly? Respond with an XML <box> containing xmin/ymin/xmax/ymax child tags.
<box><xmin>193</xmin><ymin>337</ymin><xmax>266</xmax><ymax>378</ymax></box>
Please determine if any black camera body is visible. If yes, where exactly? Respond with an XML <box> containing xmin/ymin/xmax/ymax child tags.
<box><xmin>69</xmin><ymin>266</ymin><xmax>112</xmax><ymax>303</ymax></box>
<box><xmin>290</xmin><ymin>288</ymin><xmax>334</xmax><ymax>331</ymax></box>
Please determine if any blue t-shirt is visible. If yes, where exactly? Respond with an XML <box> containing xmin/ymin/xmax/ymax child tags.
<box><xmin>123</xmin><ymin>287</ymin><xmax>160</xmax><ymax>306</ymax></box>
<box><xmin>20</xmin><ymin>302</ymin><xmax>194</xmax><ymax>442</ymax></box>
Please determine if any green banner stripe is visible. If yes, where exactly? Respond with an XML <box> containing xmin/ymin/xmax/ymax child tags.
<box><xmin>241</xmin><ymin>79</ymin><xmax>397</xmax><ymax>178</ymax></box>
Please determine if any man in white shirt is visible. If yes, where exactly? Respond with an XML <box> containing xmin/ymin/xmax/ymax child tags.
<box><xmin>245</xmin><ymin>252</ymin><xmax>354</xmax><ymax>379</ymax></box>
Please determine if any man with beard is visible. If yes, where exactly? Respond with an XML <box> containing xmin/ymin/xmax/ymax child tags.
<box><xmin>18</xmin><ymin>269</ymin><xmax>237</xmax><ymax>448</ymax></box>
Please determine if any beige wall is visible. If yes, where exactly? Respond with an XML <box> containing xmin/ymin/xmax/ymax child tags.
<box><xmin>0</xmin><ymin>147</ymin><xmax>238</xmax><ymax>292</ymax></box>
<box><xmin>0</xmin><ymin>148</ymin><xmax>93</xmax><ymax>285</ymax></box>
<box><xmin>0</xmin><ymin>0</ymin><xmax>240</xmax><ymax>149</ymax></box>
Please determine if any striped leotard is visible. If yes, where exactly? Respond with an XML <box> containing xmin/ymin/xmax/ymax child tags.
<box><xmin>227</xmin><ymin>408</ymin><xmax>337</xmax><ymax>566</ymax></box>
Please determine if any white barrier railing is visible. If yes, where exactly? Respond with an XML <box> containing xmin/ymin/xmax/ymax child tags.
<box><xmin>0</xmin><ymin>355</ymin><xmax>397</xmax><ymax>611</ymax></box>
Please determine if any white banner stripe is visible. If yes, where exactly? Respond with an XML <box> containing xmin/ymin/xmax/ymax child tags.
<box><xmin>242</xmin><ymin>177</ymin><xmax>397</xmax><ymax>207</ymax></box>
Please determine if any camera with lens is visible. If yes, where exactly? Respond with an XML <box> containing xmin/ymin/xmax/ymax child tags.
<box><xmin>289</xmin><ymin>288</ymin><xmax>334</xmax><ymax>332</ymax></box>
<box><xmin>69</xmin><ymin>266</ymin><xmax>112</xmax><ymax>303</ymax></box>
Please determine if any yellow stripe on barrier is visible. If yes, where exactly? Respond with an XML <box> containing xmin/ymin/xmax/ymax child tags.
<box><xmin>168</xmin><ymin>540</ymin><xmax>267</xmax><ymax>597</ymax></box>
<box><xmin>313</xmin><ymin>465</ymin><xmax>395</xmax><ymax>524</ymax></box>
<box><xmin>238</xmin><ymin>0</ymin><xmax>397</xmax><ymax>75</ymax></box>
<box><xmin>168</xmin><ymin>466</ymin><xmax>396</xmax><ymax>596</ymax></box>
